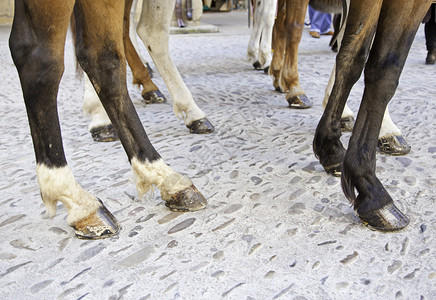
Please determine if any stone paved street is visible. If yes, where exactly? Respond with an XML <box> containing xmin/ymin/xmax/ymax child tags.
<box><xmin>0</xmin><ymin>11</ymin><xmax>435</xmax><ymax>300</ymax></box>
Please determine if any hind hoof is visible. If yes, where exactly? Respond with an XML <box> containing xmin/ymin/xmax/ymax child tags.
<box><xmin>142</xmin><ymin>90</ymin><xmax>166</xmax><ymax>104</ymax></box>
<box><xmin>187</xmin><ymin>118</ymin><xmax>214</xmax><ymax>134</ymax></box>
<box><xmin>287</xmin><ymin>94</ymin><xmax>312</xmax><ymax>109</ymax></box>
<box><xmin>164</xmin><ymin>185</ymin><xmax>207</xmax><ymax>212</ymax></box>
<box><xmin>357</xmin><ymin>203</ymin><xmax>409</xmax><ymax>232</ymax></box>
<box><xmin>341</xmin><ymin>116</ymin><xmax>355</xmax><ymax>132</ymax></box>
<box><xmin>90</xmin><ymin>125</ymin><xmax>118</xmax><ymax>142</ymax></box>
<box><xmin>73</xmin><ymin>199</ymin><xmax>120</xmax><ymax>239</ymax></box>
<box><xmin>378</xmin><ymin>135</ymin><xmax>411</xmax><ymax>156</ymax></box>
<box><xmin>325</xmin><ymin>164</ymin><xmax>342</xmax><ymax>177</ymax></box>
<box><xmin>253</xmin><ymin>61</ymin><xmax>262</xmax><ymax>69</ymax></box>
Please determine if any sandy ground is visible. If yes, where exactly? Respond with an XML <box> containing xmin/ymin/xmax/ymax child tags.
<box><xmin>0</xmin><ymin>10</ymin><xmax>435</xmax><ymax>300</ymax></box>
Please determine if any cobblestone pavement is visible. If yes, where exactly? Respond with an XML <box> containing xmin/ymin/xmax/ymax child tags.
<box><xmin>0</xmin><ymin>11</ymin><xmax>435</xmax><ymax>300</ymax></box>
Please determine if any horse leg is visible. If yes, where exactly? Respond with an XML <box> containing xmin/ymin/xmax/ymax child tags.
<box><xmin>136</xmin><ymin>0</ymin><xmax>214</xmax><ymax>134</ymax></box>
<box><xmin>258</xmin><ymin>0</ymin><xmax>277</xmax><ymax>73</ymax></box>
<box><xmin>74</xmin><ymin>0</ymin><xmax>206</xmax><ymax>212</ymax></box>
<box><xmin>9</xmin><ymin>0</ymin><xmax>119</xmax><ymax>239</ymax></box>
<box><xmin>313</xmin><ymin>0</ymin><xmax>382</xmax><ymax>176</ymax></box>
<box><xmin>281</xmin><ymin>0</ymin><xmax>312</xmax><ymax>108</ymax></box>
<box><xmin>269</xmin><ymin>0</ymin><xmax>286</xmax><ymax>91</ymax></box>
<box><xmin>342</xmin><ymin>0</ymin><xmax>431</xmax><ymax>231</ymax></box>
<box><xmin>123</xmin><ymin>0</ymin><xmax>166</xmax><ymax>104</ymax></box>
<box><xmin>247</xmin><ymin>0</ymin><xmax>264</xmax><ymax>69</ymax></box>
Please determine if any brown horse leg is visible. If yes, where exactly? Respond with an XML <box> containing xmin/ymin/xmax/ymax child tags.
<box><xmin>123</xmin><ymin>0</ymin><xmax>166</xmax><ymax>104</ymax></box>
<box><xmin>74</xmin><ymin>0</ymin><xmax>207</xmax><ymax>212</ymax></box>
<box><xmin>342</xmin><ymin>0</ymin><xmax>431</xmax><ymax>231</ymax></box>
<box><xmin>281</xmin><ymin>0</ymin><xmax>312</xmax><ymax>108</ymax></box>
<box><xmin>269</xmin><ymin>0</ymin><xmax>286</xmax><ymax>91</ymax></box>
<box><xmin>9</xmin><ymin>0</ymin><xmax>119</xmax><ymax>239</ymax></box>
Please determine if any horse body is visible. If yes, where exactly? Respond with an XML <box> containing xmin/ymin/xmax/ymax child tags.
<box><xmin>9</xmin><ymin>0</ymin><xmax>206</xmax><ymax>239</ymax></box>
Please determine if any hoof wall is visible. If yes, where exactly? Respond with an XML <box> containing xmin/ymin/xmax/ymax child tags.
<box><xmin>142</xmin><ymin>90</ymin><xmax>166</xmax><ymax>104</ymax></box>
<box><xmin>378</xmin><ymin>135</ymin><xmax>411</xmax><ymax>156</ymax></box>
<box><xmin>357</xmin><ymin>203</ymin><xmax>409</xmax><ymax>232</ymax></box>
<box><xmin>187</xmin><ymin>118</ymin><xmax>215</xmax><ymax>134</ymax></box>
<box><xmin>287</xmin><ymin>94</ymin><xmax>313</xmax><ymax>109</ymax></box>
<box><xmin>165</xmin><ymin>185</ymin><xmax>207</xmax><ymax>212</ymax></box>
<box><xmin>91</xmin><ymin>125</ymin><xmax>118</xmax><ymax>142</ymax></box>
<box><xmin>73</xmin><ymin>199</ymin><xmax>120</xmax><ymax>239</ymax></box>
<box><xmin>340</xmin><ymin>116</ymin><xmax>355</xmax><ymax>132</ymax></box>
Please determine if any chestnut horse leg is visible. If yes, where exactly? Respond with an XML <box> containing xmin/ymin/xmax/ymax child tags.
<box><xmin>269</xmin><ymin>0</ymin><xmax>286</xmax><ymax>91</ymax></box>
<box><xmin>280</xmin><ymin>0</ymin><xmax>312</xmax><ymax>108</ymax></box>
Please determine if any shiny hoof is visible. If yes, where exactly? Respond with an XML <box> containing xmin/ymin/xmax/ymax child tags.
<box><xmin>73</xmin><ymin>199</ymin><xmax>120</xmax><ymax>239</ymax></box>
<box><xmin>287</xmin><ymin>94</ymin><xmax>313</xmax><ymax>109</ymax></box>
<box><xmin>340</xmin><ymin>116</ymin><xmax>355</xmax><ymax>132</ymax></box>
<box><xmin>142</xmin><ymin>90</ymin><xmax>166</xmax><ymax>104</ymax></box>
<box><xmin>145</xmin><ymin>62</ymin><xmax>153</xmax><ymax>78</ymax></box>
<box><xmin>91</xmin><ymin>125</ymin><xmax>118</xmax><ymax>142</ymax></box>
<box><xmin>253</xmin><ymin>61</ymin><xmax>262</xmax><ymax>70</ymax></box>
<box><xmin>187</xmin><ymin>118</ymin><xmax>215</xmax><ymax>134</ymax></box>
<box><xmin>378</xmin><ymin>135</ymin><xmax>411</xmax><ymax>156</ymax></box>
<box><xmin>165</xmin><ymin>185</ymin><xmax>207</xmax><ymax>212</ymax></box>
<box><xmin>357</xmin><ymin>203</ymin><xmax>409</xmax><ymax>232</ymax></box>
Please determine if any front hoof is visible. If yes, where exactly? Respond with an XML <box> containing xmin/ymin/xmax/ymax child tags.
<box><xmin>357</xmin><ymin>203</ymin><xmax>409</xmax><ymax>232</ymax></box>
<box><xmin>287</xmin><ymin>94</ymin><xmax>313</xmax><ymax>109</ymax></box>
<box><xmin>73</xmin><ymin>199</ymin><xmax>120</xmax><ymax>239</ymax></box>
<box><xmin>142</xmin><ymin>90</ymin><xmax>166</xmax><ymax>104</ymax></box>
<box><xmin>187</xmin><ymin>118</ymin><xmax>215</xmax><ymax>134</ymax></box>
<box><xmin>378</xmin><ymin>135</ymin><xmax>411</xmax><ymax>156</ymax></box>
<box><xmin>91</xmin><ymin>125</ymin><xmax>118</xmax><ymax>142</ymax></box>
<box><xmin>165</xmin><ymin>185</ymin><xmax>207</xmax><ymax>212</ymax></box>
<box><xmin>340</xmin><ymin>116</ymin><xmax>355</xmax><ymax>132</ymax></box>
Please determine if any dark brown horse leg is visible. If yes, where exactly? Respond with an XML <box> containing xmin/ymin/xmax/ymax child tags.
<box><xmin>74</xmin><ymin>0</ymin><xmax>206</xmax><ymax>212</ymax></box>
<box><xmin>342</xmin><ymin>0</ymin><xmax>431</xmax><ymax>231</ymax></box>
<box><xmin>313</xmin><ymin>0</ymin><xmax>382</xmax><ymax>176</ymax></box>
<box><xmin>9</xmin><ymin>0</ymin><xmax>119</xmax><ymax>239</ymax></box>
<box><xmin>123</xmin><ymin>0</ymin><xmax>166</xmax><ymax>104</ymax></box>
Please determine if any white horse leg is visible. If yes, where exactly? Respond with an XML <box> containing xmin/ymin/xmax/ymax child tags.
<box><xmin>258</xmin><ymin>0</ymin><xmax>277</xmax><ymax>72</ymax></box>
<box><xmin>247</xmin><ymin>0</ymin><xmax>264</xmax><ymax>69</ymax></box>
<box><xmin>137</xmin><ymin>0</ymin><xmax>214</xmax><ymax>134</ymax></box>
<box><xmin>83</xmin><ymin>75</ymin><xmax>118</xmax><ymax>142</ymax></box>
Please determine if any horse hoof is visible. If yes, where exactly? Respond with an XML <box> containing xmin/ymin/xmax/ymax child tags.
<box><xmin>341</xmin><ymin>116</ymin><xmax>355</xmax><ymax>132</ymax></box>
<box><xmin>357</xmin><ymin>203</ymin><xmax>409</xmax><ymax>232</ymax></box>
<box><xmin>164</xmin><ymin>185</ymin><xmax>207</xmax><ymax>212</ymax></box>
<box><xmin>142</xmin><ymin>90</ymin><xmax>166</xmax><ymax>104</ymax></box>
<box><xmin>287</xmin><ymin>94</ymin><xmax>313</xmax><ymax>109</ymax></box>
<box><xmin>378</xmin><ymin>135</ymin><xmax>411</xmax><ymax>156</ymax></box>
<box><xmin>253</xmin><ymin>61</ymin><xmax>262</xmax><ymax>70</ymax></box>
<box><xmin>325</xmin><ymin>164</ymin><xmax>342</xmax><ymax>177</ymax></box>
<box><xmin>187</xmin><ymin>118</ymin><xmax>215</xmax><ymax>134</ymax></box>
<box><xmin>145</xmin><ymin>62</ymin><xmax>153</xmax><ymax>78</ymax></box>
<box><xmin>263</xmin><ymin>66</ymin><xmax>270</xmax><ymax>74</ymax></box>
<box><xmin>91</xmin><ymin>125</ymin><xmax>118</xmax><ymax>142</ymax></box>
<box><xmin>73</xmin><ymin>199</ymin><xmax>120</xmax><ymax>239</ymax></box>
